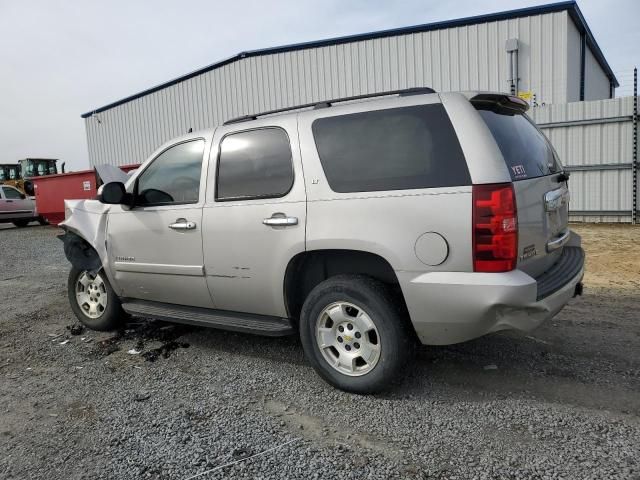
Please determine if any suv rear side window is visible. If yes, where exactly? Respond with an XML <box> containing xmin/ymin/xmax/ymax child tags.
<box><xmin>312</xmin><ymin>104</ymin><xmax>470</xmax><ymax>193</ymax></box>
<box><xmin>216</xmin><ymin>128</ymin><xmax>293</xmax><ymax>201</ymax></box>
<box><xmin>477</xmin><ymin>109</ymin><xmax>561</xmax><ymax>181</ymax></box>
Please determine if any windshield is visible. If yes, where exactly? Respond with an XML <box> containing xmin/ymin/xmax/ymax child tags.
<box><xmin>477</xmin><ymin>109</ymin><xmax>561</xmax><ymax>181</ymax></box>
<box><xmin>23</xmin><ymin>160</ymin><xmax>57</xmax><ymax>177</ymax></box>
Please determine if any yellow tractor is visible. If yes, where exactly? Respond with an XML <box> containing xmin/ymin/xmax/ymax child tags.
<box><xmin>0</xmin><ymin>159</ymin><xmax>63</xmax><ymax>195</ymax></box>
<box><xmin>0</xmin><ymin>163</ymin><xmax>22</xmax><ymax>190</ymax></box>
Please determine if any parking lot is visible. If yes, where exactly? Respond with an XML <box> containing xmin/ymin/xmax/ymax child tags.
<box><xmin>1</xmin><ymin>223</ymin><xmax>638</xmax><ymax>479</ymax></box>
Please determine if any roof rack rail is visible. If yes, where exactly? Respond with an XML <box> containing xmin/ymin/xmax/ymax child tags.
<box><xmin>223</xmin><ymin>87</ymin><xmax>436</xmax><ymax>125</ymax></box>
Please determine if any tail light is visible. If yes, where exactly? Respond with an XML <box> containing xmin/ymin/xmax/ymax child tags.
<box><xmin>473</xmin><ymin>183</ymin><xmax>518</xmax><ymax>272</ymax></box>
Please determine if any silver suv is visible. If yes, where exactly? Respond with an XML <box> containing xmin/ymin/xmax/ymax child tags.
<box><xmin>61</xmin><ymin>89</ymin><xmax>584</xmax><ymax>393</ymax></box>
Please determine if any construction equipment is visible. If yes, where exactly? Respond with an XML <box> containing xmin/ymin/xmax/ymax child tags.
<box><xmin>17</xmin><ymin>159</ymin><xmax>63</xmax><ymax>195</ymax></box>
<box><xmin>0</xmin><ymin>163</ymin><xmax>22</xmax><ymax>190</ymax></box>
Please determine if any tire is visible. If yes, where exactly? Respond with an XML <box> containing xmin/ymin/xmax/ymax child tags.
<box><xmin>38</xmin><ymin>216</ymin><xmax>49</xmax><ymax>226</ymax></box>
<box><xmin>13</xmin><ymin>219</ymin><xmax>29</xmax><ymax>228</ymax></box>
<box><xmin>299</xmin><ymin>275</ymin><xmax>414</xmax><ymax>394</ymax></box>
<box><xmin>67</xmin><ymin>267</ymin><xmax>127</xmax><ymax>331</ymax></box>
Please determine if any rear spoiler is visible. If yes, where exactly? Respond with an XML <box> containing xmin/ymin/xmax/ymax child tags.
<box><xmin>470</xmin><ymin>93</ymin><xmax>529</xmax><ymax>115</ymax></box>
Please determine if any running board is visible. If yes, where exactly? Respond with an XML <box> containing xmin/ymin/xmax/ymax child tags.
<box><xmin>121</xmin><ymin>299</ymin><xmax>295</xmax><ymax>337</ymax></box>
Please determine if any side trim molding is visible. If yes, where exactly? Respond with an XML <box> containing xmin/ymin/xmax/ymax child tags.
<box><xmin>114</xmin><ymin>262</ymin><xmax>204</xmax><ymax>276</ymax></box>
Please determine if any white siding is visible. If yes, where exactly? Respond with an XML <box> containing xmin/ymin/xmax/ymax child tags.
<box><xmin>530</xmin><ymin>97</ymin><xmax>636</xmax><ymax>222</ymax></box>
<box><xmin>584</xmin><ymin>47</ymin><xmax>611</xmax><ymax>101</ymax></box>
<box><xmin>565</xmin><ymin>17</ymin><xmax>582</xmax><ymax>102</ymax></box>
<box><xmin>85</xmin><ymin>11</ymin><xmax>572</xmax><ymax>167</ymax></box>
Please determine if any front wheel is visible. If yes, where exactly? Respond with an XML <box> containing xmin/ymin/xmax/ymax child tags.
<box><xmin>299</xmin><ymin>275</ymin><xmax>414</xmax><ymax>394</ymax></box>
<box><xmin>67</xmin><ymin>267</ymin><xmax>127</xmax><ymax>331</ymax></box>
<box><xmin>13</xmin><ymin>219</ymin><xmax>29</xmax><ymax>228</ymax></box>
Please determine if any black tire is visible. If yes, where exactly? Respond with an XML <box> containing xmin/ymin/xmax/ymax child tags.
<box><xmin>299</xmin><ymin>275</ymin><xmax>414</xmax><ymax>394</ymax></box>
<box><xmin>13</xmin><ymin>219</ymin><xmax>30</xmax><ymax>228</ymax></box>
<box><xmin>67</xmin><ymin>267</ymin><xmax>127</xmax><ymax>331</ymax></box>
<box><xmin>37</xmin><ymin>216</ymin><xmax>49</xmax><ymax>226</ymax></box>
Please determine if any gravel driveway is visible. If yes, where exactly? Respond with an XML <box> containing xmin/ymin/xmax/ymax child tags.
<box><xmin>1</xmin><ymin>224</ymin><xmax>639</xmax><ymax>479</ymax></box>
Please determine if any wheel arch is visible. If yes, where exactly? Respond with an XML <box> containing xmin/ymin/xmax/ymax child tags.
<box><xmin>59</xmin><ymin>230</ymin><xmax>102</xmax><ymax>273</ymax></box>
<box><xmin>283</xmin><ymin>249</ymin><xmax>409</xmax><ymax>322</ymax></box>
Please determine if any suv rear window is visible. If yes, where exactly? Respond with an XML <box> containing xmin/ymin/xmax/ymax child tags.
<box><xmin>312</xmin><ymin>104</ymin><xmax>470</xmax><ymax>193</ymax></box>
<box><xmin>477</xmin><ymin>109</ymin><xmax>561</xmax><ymax>181</ymax></box>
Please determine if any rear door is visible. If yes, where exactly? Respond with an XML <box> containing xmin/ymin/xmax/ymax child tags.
<box><xmin>202</xmin><ymin>116</ymin><xmax>306</xmax><ymax>317</ymax></box>
<box><xmin>476</xmin><ymin>108</ymin><xmax>568</xmax><ymax>277</ymax></box>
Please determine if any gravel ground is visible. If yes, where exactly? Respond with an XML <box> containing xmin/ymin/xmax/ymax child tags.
<box><xmin>1</xmin><ymin>223</ymin><xmax>639</xmax><ymax>480</ymax></box>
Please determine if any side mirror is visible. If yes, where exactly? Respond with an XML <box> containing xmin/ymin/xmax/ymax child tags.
<box><xmin>98</xmin><ymin>182</ymin><xmax>130</xmax><ymax>205</ymax></box>
<box><xmin>19</xmin><ymin>193</ymin><xmax>26</xmax><ymax>199</ymax></box>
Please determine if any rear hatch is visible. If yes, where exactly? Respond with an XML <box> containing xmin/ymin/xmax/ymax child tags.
<box><xmin>473</xmin><ymin>95</ymin><xmax>569</xmax><ymax>277</ymax></box>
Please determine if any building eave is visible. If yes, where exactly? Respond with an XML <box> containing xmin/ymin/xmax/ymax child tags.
<box><xmin>81</xmin><ymin>0</ymin><xmax>618</xmax><ymax>118</ymax></box>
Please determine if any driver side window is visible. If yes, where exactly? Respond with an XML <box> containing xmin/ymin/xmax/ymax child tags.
<box><xmin>136</xmin><ymin>139</ymin><xmax>205</xmax><ymax>206</ymax></box>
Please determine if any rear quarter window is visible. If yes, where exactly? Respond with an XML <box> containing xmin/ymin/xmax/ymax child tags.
<box><xmin>312</xmin><ymin>104</ymin><xmax>471</xmax><ymax>193</ymax></box>
<box><xmin>477</xmin><ymin>109</ymin><xmax>561</xmax><ymax>181</ymax></box>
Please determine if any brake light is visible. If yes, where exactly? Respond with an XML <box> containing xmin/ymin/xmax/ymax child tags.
<box><xmin>473</xmin><ymin>183</ymin><xmax>518</xmax><ymax>272</ymax></box>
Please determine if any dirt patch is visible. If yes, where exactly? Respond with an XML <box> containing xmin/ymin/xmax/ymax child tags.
<box><xmin>572</xmin><ymin>224</ymin><xmax>640</xmax><ymax>290</ymax></box>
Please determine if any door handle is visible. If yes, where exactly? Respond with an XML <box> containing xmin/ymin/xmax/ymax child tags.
<box><xmin>169</xmin><ymin>218</ymin><xmax>197</xmax><ymax>230</ymax></box>
<box><xmin>5</xmin><ymin>200</ymin><xmax>13</xmax><ymax>203</ymax></box>
<box><xmin>263</xmin><ymin>214</ymin><xmax>298</xmax><ymax>227</ymax></box>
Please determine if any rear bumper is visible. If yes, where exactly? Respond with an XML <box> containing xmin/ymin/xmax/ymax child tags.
<box><xmin>399</xmin><ymin>246</ymin><xmax>585</xmax><ymax>345</ymax></box>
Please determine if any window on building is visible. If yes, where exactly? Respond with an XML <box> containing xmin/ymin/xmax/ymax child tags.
<box><xmin>216</xmin><ymin>128</ymin><xmax>294</xmax><ymax>200</ymax></box>
<box><xmin>312</xmin><ymin>104</ymin><xmax>471</xmax><ymax>193</ymax></box>
<box><xmin>136</xmin><ymin>140</ymin><xmax>205</xmax><ymax>206</ymax></box>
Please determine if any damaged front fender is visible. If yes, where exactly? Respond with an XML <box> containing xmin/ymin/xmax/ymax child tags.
<box><xmin>58</xmin><ymin>199</ymin><xmax>113</xmax><ymax>281</ymax></box>
<box><xmin>59</xmin><ymin>231</ymin><xmax>102</xmax><ymax>273</ymax></box>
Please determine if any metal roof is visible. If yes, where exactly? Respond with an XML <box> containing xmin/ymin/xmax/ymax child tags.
<box><xmin>81</xmin><ymin>1</ymin><xmax>618</xmax><ymax>118</ymax></box>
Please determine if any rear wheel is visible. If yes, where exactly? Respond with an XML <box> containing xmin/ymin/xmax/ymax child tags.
<box><xmin>67</xmin><ymin>267</ymin><xmax>127</xmax><ymax>331</ymax></box>
<box><xmin>13</xmin><ymin>219</ymin><xmax>29</xmax><ymax>228</ymax></box>
<box><xmin>38</xmin><ymin>216</ymin><xmax>49</xmax><ymax>226</ymax></box>
<box><xmin>299</xmin><ymin>275</ymin><xmax>413</xmax><ymax>394</ymax></box>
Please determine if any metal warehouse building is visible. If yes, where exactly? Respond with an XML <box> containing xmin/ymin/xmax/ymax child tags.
<box><xmin>81</xmin><ymin>1</ymin><xmax>638</xmax><ymax>222</ymax></box>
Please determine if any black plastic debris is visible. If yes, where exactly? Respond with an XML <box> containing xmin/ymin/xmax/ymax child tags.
<box><xmin>67</xmin><ymin>324</ymin><xmax>84</xmax><ymax>336</ymax></box>
<box><xmin>141</xmin><ymin>341</ymin><xmax>190</xmax><ymax>363</ymax></box>
<box><xmin>96</xmin><ymin>338</ymin><xmax>120</xmax><ymax>357</ymax></box>
<box><xmin>90</xmin><ymin>320</ymin><xmax>194</xmax><ymax>361</ymax></box>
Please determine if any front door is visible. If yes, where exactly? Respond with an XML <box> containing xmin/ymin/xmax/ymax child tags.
<box><xmin>1</xmin><ymin>186</ymin><xmax>34</xmax><ymax>218</ymax></box>
<box><xmin>107</xmin><ymin>137</ymin><xmax>214</xmax><ymax>308</ymax></box>
<box><xmin>202</xmin><ymin>117</ymin><xmax>306</xmax><ymax>317</ymax></box>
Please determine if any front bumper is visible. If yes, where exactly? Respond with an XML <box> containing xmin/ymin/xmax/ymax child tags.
<box><xmin>399</xmin><ymin>246</ymin><xmax>585</xmax><ymax>345</ymax></box>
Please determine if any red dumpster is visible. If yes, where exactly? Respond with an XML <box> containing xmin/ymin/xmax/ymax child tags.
<box><xmin>31</xmin><ymin>164</ymin><xmax>139</xmax><ymax>225</ymax></box>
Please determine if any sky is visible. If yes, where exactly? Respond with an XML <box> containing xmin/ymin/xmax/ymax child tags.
<box><xmin>1</xmin><ymin>0</ymin><xmax>639</xmax><ymax>171</ymax></box>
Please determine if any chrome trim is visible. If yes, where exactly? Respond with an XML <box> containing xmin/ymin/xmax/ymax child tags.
<box><xmin>114</xmin><ymin>262</ymin><xmax>204</xmax><ymax>276</ymax></box>
<box><xmin>544</xmin><ymin>188</ymin><xmax>570</xmax><ymax>212</ymax></box>
<box><xmin>546</xmin><ymin>229</ymin><xmax>571</xmax><ymax>252</ymax></box>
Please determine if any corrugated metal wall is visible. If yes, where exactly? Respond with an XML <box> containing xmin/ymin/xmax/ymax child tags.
<box><xmin>530</xmin><ymin>96</ymin><xmax>637</xmax><ymax>222</ymax></box>
<box><xmin>85</xmin><ymin>10</ymin><xmax>574</xmax><ymax>167</ymax></box>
